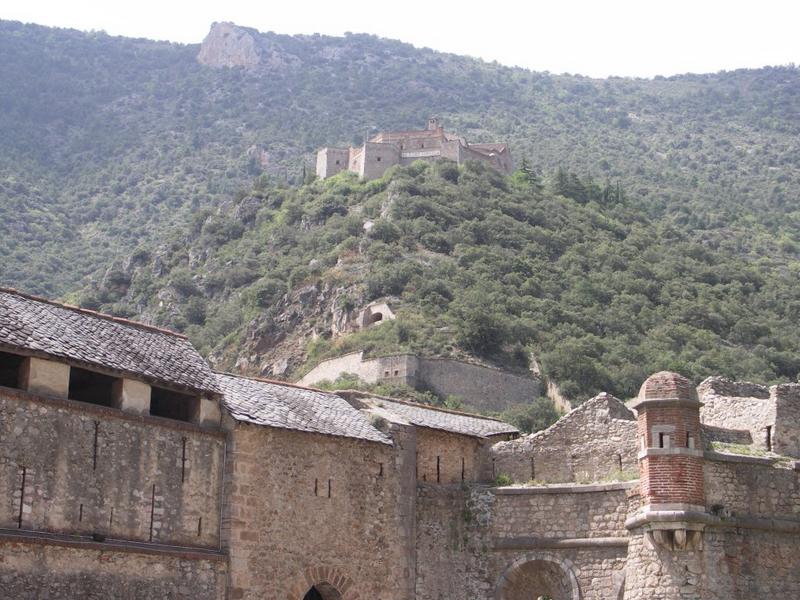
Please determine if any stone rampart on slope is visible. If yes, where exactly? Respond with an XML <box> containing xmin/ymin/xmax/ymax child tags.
<box><xmin>298</xmin><ymin>352</ymin><xmax>540</xmax><ymax>412</ymax></box>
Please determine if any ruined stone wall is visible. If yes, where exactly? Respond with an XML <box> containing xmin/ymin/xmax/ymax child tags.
<box><xmin>772</xmin><ymin>383</ymin><xmax>800</xmax><ymax>458</ymax></box>
<box><xmin>491</xmin><ymin>393</ymin><xmax>638</xmax><ymax>484</ymax></box>
<box><xmin>415</xmin><ymin>427</ymin><xmax>484</xmax><ymax>484</ymax></box>
<box><xmin>698</xmin><ymin>376</ymin><xmax>774</xmax><ymax>450</ymax></box>
<box><xmin>0</xmin><ymin>538</ymin><xmax>226</xmax><ymax>599</ymax></box>
<box><xmin>0</xmin><ymin>387</ymin><xmax>224</xmax><ymax>547</ymax></box>
<box><xmin>221</xmin><ymin>422</ymin><xmax>414</xmax><ymax>600</ymax></box>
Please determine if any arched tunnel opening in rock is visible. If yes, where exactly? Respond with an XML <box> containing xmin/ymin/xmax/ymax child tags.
<box><xmin>499</xmin><ymin>559</ymin><xmax>574</xmax><ymax>600</ymax></box>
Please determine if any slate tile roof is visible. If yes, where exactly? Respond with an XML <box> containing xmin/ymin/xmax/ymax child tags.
<box><xmin>0</xmin><ymin>288</ymin><xmax>219</xmax><ymax>395</ymax></box>
<box><xmin>347</xmin><ymin>393</ymin><xmax>519</xmax><ymax>438</ymax></box>
<box><xmin>216</xmin><ymin>373</ymin><xmax>392</xmax><ymax>445</ymax></box>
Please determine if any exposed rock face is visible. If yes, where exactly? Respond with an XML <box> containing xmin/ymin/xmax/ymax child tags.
<box><xmin>197</xmin><ymin>22</ymin><xmax>261</xmax><ymax>68</ymax></box>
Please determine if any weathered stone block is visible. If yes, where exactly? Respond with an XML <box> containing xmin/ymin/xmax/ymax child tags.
<box><xmin>111</xmin><ymin>378</ymin><xmax>151</xmax><ymax>415</ymax></box>
<box><xmin>19</xmin><ymin>357</ymin><xmax>69</xmax><ymax>399</ymax></box>
<box><xmin>194</xmin><ymin>397</ymin><xmax>222</xmax><ymax>427</ymax></box>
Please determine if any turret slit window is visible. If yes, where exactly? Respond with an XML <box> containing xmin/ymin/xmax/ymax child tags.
<box><xmin>687</xmin><ymin>433</ymin><xmax>695</xmax><ymax>449</ymax></box>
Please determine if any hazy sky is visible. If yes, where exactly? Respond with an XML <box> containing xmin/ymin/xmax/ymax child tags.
<box><xmin>3</xmin><ymin>0</ymin><xmax>799</xmax><ymax>78</ymax></box>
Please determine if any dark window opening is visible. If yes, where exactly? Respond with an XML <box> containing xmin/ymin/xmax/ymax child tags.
<box><xmin>393</xmin><ymin>370</ymin><xmax>399</xmax><ymax>376</ymax></box>
<box><xmin>335</xmin><ymin>160</ymin><xmax>340</xmax><ymax>165</ymax></box>
<box><xmin>149</xmin><ymin>387</ymin><xmax>199</xmax><ymax>422</ymax></box>
<box><xmin>421</xmin><ymin>143</ymin><xmax>425</xmax><ymax>148</ymax></box>
<box><xmin>0</xmin><ymin>351</ymin><xmax>24</xmax><ymax>389</ymax></box>
<box><xmin>69</xmin><ymin>367</ymin><xmax>115</xmax><ymax>407</ymax></box>
<box><xmin>436</xmin><ymin>455</ymin><xmax>441</xmax><ymax>483</ymax></box>
<box><xmin>766</xmin><ymin>426</ymin><xmax>772</xmax><ymax>451</ymax></box>
<box><xmin>371</xmin><ymin>312</ymin><xmax>383</xmax><ymax>323</ymax></box>
<box><xmin>461</xmin><ymin>457</ymin><xmax>465</xmax><ymax>481</ymax></box>
<box><xmin>376</xmin><ymin>156</ymin><xmax>382</xmax><ymax>162</ymax></box>
<box><xmin>658</xmin><ymin>432</ymin><xmax>666</xmax><ymax>448</ymax></box>
<box><xmin>384</xmin><ymin>370</ymin><xmax>390</xmax><ymax>377</ymax></box>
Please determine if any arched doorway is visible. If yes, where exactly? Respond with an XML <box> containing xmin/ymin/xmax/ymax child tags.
<box><xmin>303</xmin><ymin>582</ymin><xmax>342</xmax><ymax>600</ymax></box>
<box><xmin>495</xmin><ymin>554</ymin><xmax>580</xmax><ymax>600</ymax></box>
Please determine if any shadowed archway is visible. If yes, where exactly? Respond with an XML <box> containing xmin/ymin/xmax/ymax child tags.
<box><xmin>303</xmin><ymin>582</ymin><xmax>343</xmax><ymax>600</ymax></box>
<box><xmin>495</xmin><ymin>554</ymin><xmax>581</xmax><ymax>600</ymax></box>
<box><xmin>287</xmin><ymin>567</ymin><xmax>359</xmax><ymax>600</ymax></box>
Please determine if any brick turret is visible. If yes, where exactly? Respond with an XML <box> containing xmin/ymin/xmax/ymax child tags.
<box><xmin>627</xmin><ymin>371</ymin><xmax>706</xmax><ymax>550</ymax></box>
<box><xmin>633</xmin><ymin>371</ymin><xmax>705</xmax><ymax>510</ymax></box>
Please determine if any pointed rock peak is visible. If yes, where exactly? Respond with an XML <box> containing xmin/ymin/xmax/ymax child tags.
<box><xmin>197</xmin><ymin>22</ymin><xmax>261</xmax><ymax>68</ymax></box>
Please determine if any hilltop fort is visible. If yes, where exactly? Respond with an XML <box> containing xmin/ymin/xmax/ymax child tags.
<box><xmin>316</xmin><ymin>118</ymin><xmax>513</xmax><ymax>180</ymax></box>
<box><xmin>0</xmin><ymin>287</ymin><xmax>799</xmax><ymax>599</ymax></box>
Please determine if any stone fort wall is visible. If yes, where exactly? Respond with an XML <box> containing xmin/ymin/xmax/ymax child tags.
<box><xmin>0</xmin><ymin>386</ymin><xmax>224</xmax><ymax>547</ymax></box>
<box><xmin>0</xmin><ymin>539</ymin><xmax>226</xmax><ymax>600</ymax></box>
<box><xmin>221</xmin><ymin>420</ymin><xmax>416</xmax><ymax>600</ymax></box>
<box><xmin>298</xmin><ymin>352</ymin><xmax>540</xmax><ymax>413</ymax></box>
<box><xmin>415</xmin><ymin>482</ymin><xmax>635</xmax><ymax>600</ymax></box>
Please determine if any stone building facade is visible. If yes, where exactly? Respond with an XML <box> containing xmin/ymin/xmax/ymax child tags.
<box><xmin>1</xmin><ymin>288</ymin><xmax>799</xmax><ymax>599</ymax></box>
<box><xmin>316</xmin><ymin>118</ymin><xmax>513</xmax><ymax>180</ymax></box>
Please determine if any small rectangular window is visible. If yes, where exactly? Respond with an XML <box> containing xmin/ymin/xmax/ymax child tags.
<box><xmin>150</xmin><ymin>387</ymin><xmax>199</xmax><ymax>422</ymax></box>
<box><xmin>376</xmin><ymin>156</ymin><xmax>382</xmax><ymax>162</ymax></box>
<box><xmin>393</xmin><ymin>370</ymin><xmax>399</xmax><ymax>376</ymax></box>
<box><xmin>766</xmin><ymin>426</ymin><xmax>772</xmax><ymax>451</ymax></box>
<box><xmin>658</xmin><ymin>432</ymin><xmax>666</xmax><ymax>448</ymax></box>
<box><xmin>69</xmin><ymin>367</ymin><xmax>115</xmax><ymax>407</ymax></box>
<box><xmin>0</xmin><ymin>351</ymin><xmax>24</xmax><ymax>389</ymax></box>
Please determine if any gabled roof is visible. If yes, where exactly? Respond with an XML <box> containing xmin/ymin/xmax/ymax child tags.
<box><xmin>217</xmin><ymin>374</ymin><xmax>392</xmax><ymax>445</ymax></box>
<box><xmin>342</xmin><ymin>391</ymin><xmax>519</xmax><ymax>439</ymax></box>
<box><xmin>0</xmin><ymin>288</ymin><xmax>219</xmax><ymax>396</ymax></box>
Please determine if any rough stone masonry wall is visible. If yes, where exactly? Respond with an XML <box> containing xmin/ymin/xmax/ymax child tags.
<box><xmin>772</xmin><ymin>382</ymin><xmax>800</xmax><ymax>458</ymax></box>
<box><xmin>297</xmin><ymin>351</ymin><xmax>388</xmax><ymax>386</ymax></box>
<box><xmin>704</xmin><ymin>455</ymin><xmax>800</xmax><ymax>520</ymax></box>
<box><xmin>415</xmin><ymin>483</ymin><xmax>633</xmax><ymax>600</ymax></box>
<box><xmin>698</xmin><ymin>376</ymin><xmax>774</xmax><ymax>449</ymax></box>
<box><xmin>416</xmin><ymin>358</ymin><xmax>539</xmax><ymax>413</ymax></box>
<box><xmin>0</xmin><ymin>387</ymin><xmax>224</xmax><ymax>547</ymax></box>
<box><xmin>623</xmin><ymin>528</ymin><xmax>800</xmax><ymax>600</ymax></box>
<box><xmin>624</xmin><ymin>452</ymin><xmax>800</xmax><ymax>599</ymax></box>
<box><xmin>222</xmin><ymin>422</ymin><xmax>414</xmax><ymax>600</ymax></box>
<box><xmin>490</xmin><ymin>484</ymin><xmax>632</xmax><ymax>600</ymax></box>
<box><xmin>299</xmin><ymin>354</ymin><xmax>540</xmax><ymax>413</ymax></box>
<box><xmin>415</xmin><ymin>484</ymin><xmax>496</xmax><ymax>600</ymax></box>
<box><xmin>0</xmin><ymin>539</ymin><xmax>226</xmax><ymax>600</ymax></box>
<box><xmin>415</xmin><ymin>427</ymin><xmax>484</xmax><ymax>484</ymax></box>
<box><xmin>491</xmin><ymin>393</ymin><xmax>638</xmax><ymax>484</ymax></box>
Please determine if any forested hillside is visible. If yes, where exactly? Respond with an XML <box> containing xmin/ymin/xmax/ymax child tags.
<box><xmin>1</xmin><ymin>20</ymin><xmax>798</xmax><ymax>295</ymax></box>
<box><xmin>84</xmin><ymin>161</ymin><xmax>800</xmax><ymax>402</ymax></box>
<box><xmin>1</xmin><ymin>20</ymin><xmax>799</xmax><ymax>402</ymax></box>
